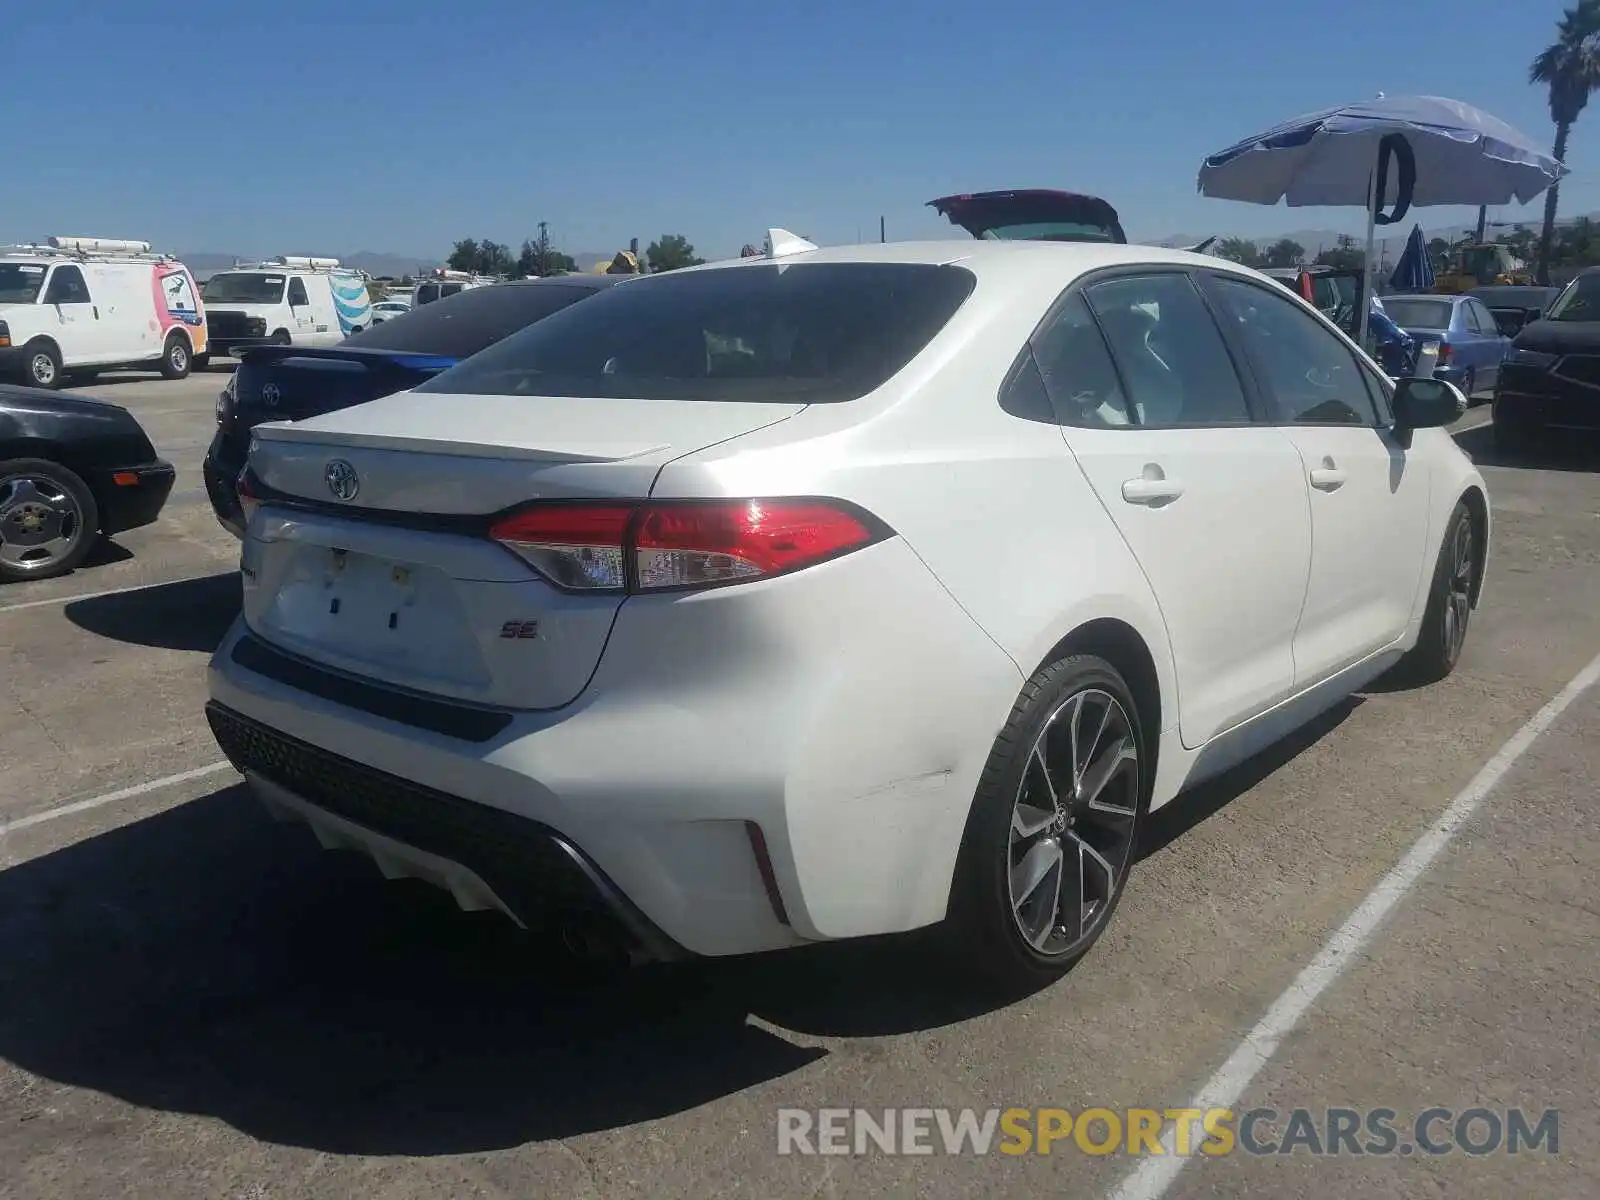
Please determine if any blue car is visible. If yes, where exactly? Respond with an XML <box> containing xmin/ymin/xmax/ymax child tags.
<box><xmin>1379</xmin><ymin>293</ymin><xmax>1512</xmax><ymax>399</ymax></box>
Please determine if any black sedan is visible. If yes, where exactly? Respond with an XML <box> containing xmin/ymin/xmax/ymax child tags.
<box><xmin>1493</xmin><ymin>269</ymin><xmax>1600</xmax><ymax>450</ymax></box>
<box><xmin>0</xmin><ymin>385</ymin><xmax>176</xmax><ymax>582</ymax></box>
<box><xmin>203</xmin><ymin>274</ymin><xmax>628</xmax><ymax>537</ymax></box>
<box><xmin>1467</xmin><ymin>284</ymin><xmax>1561</xmax><ymax>338</ymax></box>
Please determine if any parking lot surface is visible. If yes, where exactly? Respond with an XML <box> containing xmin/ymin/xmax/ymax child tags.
<box><xmin>1</xmin><ymin>372</ymin><xmax>1596</xmax><ymax>1199</ymax></box>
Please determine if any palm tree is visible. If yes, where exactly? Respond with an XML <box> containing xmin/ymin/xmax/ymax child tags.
<box><xmin>1530</xmin><ymin>1</ymin><xmax>1600</xmax><ymax>284</ymax></box>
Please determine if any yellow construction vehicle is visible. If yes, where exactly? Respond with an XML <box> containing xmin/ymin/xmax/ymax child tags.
<box><xmin>1435</xmin><ymin>242</ymin><xmax>1532</xmax><ymax>293</ymax></box>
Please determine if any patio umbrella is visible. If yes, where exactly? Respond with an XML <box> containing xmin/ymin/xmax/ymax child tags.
<box><xmin>1199</xmin><ymin>95</ymin><xmax>1565</xmax><ymax>346</ymax></box>
<box><xmin>1389</xmin><ymin>223</ymin><xmax>1436</xmax><ymax>293</ymax></box>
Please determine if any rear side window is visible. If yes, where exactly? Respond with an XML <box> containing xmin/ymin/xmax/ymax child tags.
<box><xmin>1083</xmin><ymin>273</ymin><xmax>1252</xmax><ymax>426</ymax></box>
<box><xmin>344</xmin><ymin>283</ymin><xmax>599</xmax><ymax>357</ymax></box>
<box><xmin>287</xmin><ymin>278</ymin><xmax>310</xmax><ymax>306</ymax></box>
<box><xmin>416</xmin><ymin>263</ymin><xmax>978</xmax><ymax>403</ymax></box>
<box><xmin>415</xmin><ymin>283</ymin><xmax>441</xmax><ymax>305</ymax></box>
<box><xmin>1030</xmin><ymin>292</ymin><xmax>1133</xmax><ymax>427</ymax></box>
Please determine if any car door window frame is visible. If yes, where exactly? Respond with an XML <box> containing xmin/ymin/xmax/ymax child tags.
<box><xmin>1197</xmin><ymin>270</ymin><xmax>1385</xmax><ymax>429</ymax></box>
<box><xmin>999</xmin><ymin>265</ymin><xmax>1269</xmax><ymax>430</ymax></box>
<box><xmin>44</xmin><ymin>264</ymin><xmax>90</xmax><ymax>306</ymax></box>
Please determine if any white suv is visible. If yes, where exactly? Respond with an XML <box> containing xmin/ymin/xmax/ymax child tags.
<box><xmin>207</xmin><ymin>238</ymin><xmax>1487</xmax><ymax>990</ymax></box>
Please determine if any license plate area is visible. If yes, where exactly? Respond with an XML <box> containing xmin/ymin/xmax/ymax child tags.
<box><xmin>259</xmin><ymin>545</ymin><xmax>490</xmax><ymax>689</ymax></box>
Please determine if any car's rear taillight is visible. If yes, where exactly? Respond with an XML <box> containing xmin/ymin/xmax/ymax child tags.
<box><xmin>236</xmin><ymin>469</ymin><xmax>261</xmax><ymax>526</ymax></box>
<box><xmin>1436</xmin><ymin>341</ymin><xmax>1452</xmax><ymax>364</ymax></box>
<box><xmin>488</xmin><ymin>499</ymin><xmax>888</xmax><ymax>594</ymax></box>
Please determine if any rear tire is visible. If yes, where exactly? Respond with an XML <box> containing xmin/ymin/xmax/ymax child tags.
<box><xmin>1397</xmin><ymin>501</ymin><xmax>1477</xmax><ymax>685</ymax></box>
<box><xmin>160</xmin><ymin>334</ymin><xmax>191</xmax><ymax>380</ymax></box>
<box><xmin>192</xmin><ymin>352</ymin><xmax>211</xmax><ymax>371</ymax></box>
<box><xmin>945</xmin><ymin>654</ymin><xmax>1147</xmax><ymax>996</ymax></box>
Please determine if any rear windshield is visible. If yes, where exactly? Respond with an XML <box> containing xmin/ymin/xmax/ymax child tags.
<box><xmin>1544</xmin><ymin>273</ymin><xmax>1600</xmax><ymax>322</ymax></box>
<box><xmin>979</xmin><ymin>221</ymin><xmax>1119</xmax><ymax>243</ymax></box>
<box><xmin>1380</xmin><ymin>298</ymin><xmax>1453</xmax><ymax>329</ymax></box>
<box><xmin>415</xmin><ymin>263</ymin><xmax>978</xmax><ymax>403</ymax></box>
<box><xmin>343</xmin><ymin>282</ymin><xmax>600</xmax><ymax>358</ymax></box>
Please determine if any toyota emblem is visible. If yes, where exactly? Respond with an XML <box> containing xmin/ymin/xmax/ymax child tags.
<box><xmin>324</xmin><ymin>459</ymin><xmax>360</xmax><ymax>501</ymax></box>
<box><xmin>260</xmin><ymin>382</ymin><xmax>281</xmax><ymax>408</ymax></box>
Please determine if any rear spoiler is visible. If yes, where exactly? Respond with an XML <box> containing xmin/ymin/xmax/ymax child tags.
<box><xmin>233</xmin><ymin>343</ymin><xmax>459</xmax><ymax>372</ymax></box>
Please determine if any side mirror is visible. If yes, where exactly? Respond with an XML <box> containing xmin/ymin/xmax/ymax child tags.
<box><xmin>1393</xmin><ymin>376</ymin><xmax>1466</xmax><ymax>437</ymax></box>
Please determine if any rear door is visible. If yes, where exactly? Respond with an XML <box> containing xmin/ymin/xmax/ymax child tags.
<box><xmin>1202</xmin><ymin>271</ymin><xmax>1431</xmax><ymax>686</ymax></box>
<box><xmin>1036</xmin><ymin>270</ymin><xmax>1311</xmax><ymax>748</ymax></box>
<box><xmin>1463</xmin><ymin>298</ymin><xmax>1509</xmax><ymax>387</ymax></box>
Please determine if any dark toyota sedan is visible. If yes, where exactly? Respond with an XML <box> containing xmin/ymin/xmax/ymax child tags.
<box><xmin>1492</xmin><ymin>268</ymin><xmax>1600</xmax><ymax>450</ymax></box>
<box><xmin>203</xmin><ymin>274</ymin><xmax>629</xmax><ymax>536</ymax></box>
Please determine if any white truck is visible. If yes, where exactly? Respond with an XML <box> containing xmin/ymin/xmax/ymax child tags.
<box><xmin>200</xmin><ymin>257</ymin><xmax>373</xmax><ymax>357</ymax></box>
<box><xmin>411</xmin><ymin>267</ymin><xmax>496</xmax><ymax>307</ymax></box>
<box><xmin>0</xmin><ymin>236</ymin><xmax>209</xmax><ymax>388</ymax></box>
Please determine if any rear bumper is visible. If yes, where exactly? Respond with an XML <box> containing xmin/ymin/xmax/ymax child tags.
<box><xmin>91</xmin><ymin>460</ymin><xmax>176</xmax><ymax>534</ymax></box>
<box><xmin>202</xmin><ymin>430</ymin><xmax>247</xmax><ymax>537</ymax></box>
<box><xmin>205</xmin><ymin>536</ymin><xmax>1024</xmax><ymax>958</ymax></box>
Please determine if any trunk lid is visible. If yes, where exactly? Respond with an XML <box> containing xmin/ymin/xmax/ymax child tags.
<box><xmin>927</xmin><ymin>189</ymin><xmax>1127</xmax><ymax>244</ymax></box>
<box><xmin>231</xmin><ymin>345</ymin><xmax>457</xmax><ymax>427</ymax></box>
<box><xmin>240</xmin><ymin>391</ymin><xmax>804</xmax><ymax>710</ymax></box>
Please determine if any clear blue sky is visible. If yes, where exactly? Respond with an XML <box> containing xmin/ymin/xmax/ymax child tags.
<box><xmin>4</xmin><ymin>1</ymin><xmax>1590</xmax><ymax>260</ymax></box>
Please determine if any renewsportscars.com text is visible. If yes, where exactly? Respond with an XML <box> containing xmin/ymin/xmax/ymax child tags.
<box><xmin>776</xmin><ymin>1106</ymin><xmax>1559</xmax><ymax>1158</ymax></box>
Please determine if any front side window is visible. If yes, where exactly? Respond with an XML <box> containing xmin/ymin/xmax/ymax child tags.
<box><xmin>1082</xmin><ymin>273</ymin><xmax>1252</xmax><ymax>427</ymax></box>
<box><xmin>44</xmin><ymin>265</ymin><xmax>91</xmax><ymax>305</ymax></box>
<box><xmin>416</xmin><ymin>263</ymin><xmax>978</xmax><ymax>404</ymax></box>
<box><xmin>1208</xmin><ymin>274</ymin><xmax>1379</xmax><ymax>425</ymax></box>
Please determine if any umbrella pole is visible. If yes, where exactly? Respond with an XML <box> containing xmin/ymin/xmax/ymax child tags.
<box><xmin>1359</xmin><ymin>145</ymin><xmax>1378</xmax><ymax>350</ymax></box>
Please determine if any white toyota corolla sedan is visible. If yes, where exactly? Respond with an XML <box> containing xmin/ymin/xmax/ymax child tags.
<box><xmin>206</xmin><ymin>234</ymin><xmax>1488</xmax><ymax>991</ymax></box>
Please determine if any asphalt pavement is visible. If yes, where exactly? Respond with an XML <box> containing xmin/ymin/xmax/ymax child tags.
<box><xmin>0</xmin><ymin>370</ymin><xmax>1596</xmax><ymax>1199</ymax></box>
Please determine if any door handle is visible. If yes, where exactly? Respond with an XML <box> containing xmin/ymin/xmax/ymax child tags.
<box><xmin>93</xmin><ymin>306</ymin><xmax>99</xmax><ymax>319</ymax></box>
<box><xmin>1309</xmin><ymin>461</ymin><xmax>1346</xmax><ymax>491</ymax></box>
<box><xmin>1121</xmin><ymin>476</ymin><xmax>1185</xmax><ymax>505</ymax></box>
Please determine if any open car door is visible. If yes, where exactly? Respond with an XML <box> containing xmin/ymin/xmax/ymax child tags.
<box><xmin>927</xmin><ymin>189</ymin><xmax>1127</xmax><ymax>243</ymax></box>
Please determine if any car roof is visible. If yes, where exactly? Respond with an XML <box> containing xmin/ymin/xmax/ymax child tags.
<box><xmin>679</xmin><ymin>238</ymin><xmax>1220</xmax><ymax>275</ymax></box>
<box><xmin>1385</xmin><ymin>293</ymin><xmax>1458</xmax><ymax>302</ymax></box>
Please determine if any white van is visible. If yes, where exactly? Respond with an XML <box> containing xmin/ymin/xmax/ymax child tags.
<box><xmin>0</xmin><ymin>237</ymin><xmax>209</xmax><ymax>389</ymax></box>
<box><xmin>411</xmin><ymin>268</ymin><xmax>496</xmax><ymax>307</ymax></box>
<box><xmin>201</xmin><ymin>257</ymin><xmax>373</xmax><ymax>357</ymax></box>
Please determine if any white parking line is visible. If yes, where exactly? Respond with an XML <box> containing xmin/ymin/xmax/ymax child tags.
<box><xmin>0</xmin><ymin>761</ymin><xmax>236</xmax><ymax>835</ymax></box>
<box><xmin>1107</xmin><ymin>646</ymin><xmax>1600</xmax><ymax>1200</ymax></box>
<box><xmin>0</xmin><ymin>572</ymin><xmax>224</xmax><ymax>616</ymax></box>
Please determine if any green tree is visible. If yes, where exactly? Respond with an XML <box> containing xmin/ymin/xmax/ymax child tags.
<box><xmin>447</xmin><ymin>238</ymin><xmax>515</xmax><ymax>276</ymax></box>
<box><xmin>1427</xmin><ymin>237</ymin><xmax>1451</xmax><ymax>272</ymax></box>
<box><xmin>1212</xmin><ymin>237</ymin><xmax>1263</xmax><ymax>267</ymax></box>
<box><xmin>645</xmin><ymin>234</ymin><xmax>705</xmax><ymax>272</ymax></box>
<box><xmin>1530</xmin><ymin>1</ymin><xmax>1600</xmax><ymax>284</ymax></box>
<box><xmin>517</xmin><ymin>227</ymin><xmax>578</xmax><ymax>277</ymax></box>
<box><xmin>1500</xmin><ymin>225</ymin><xmax>1538</xmax><ymax>264</ymax></box>
<box><xmin>1261</xmin><ymin>238</ymin><xmax>1306</xmax><ymax>269</ymax></box>
<box><xmin>1314</xmin><ymin>234</ymin><xmax>1365</xmax><ymax>271</ymax></box>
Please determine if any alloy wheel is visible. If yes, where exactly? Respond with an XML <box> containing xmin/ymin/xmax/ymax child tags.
<box><xmin>0</xmin><ymin>475</ymin><xmax>83</xmax><ymax>574</ymax></box>
<box><xmin>1443</xmin><ymin>517</ymin><xmax>1474</xmax><ymax>663</ymax></box>
<box><xmin>1007</xmin><ymin>687</ymin><xmax>1140</xmax><ymax>957</ymax></box>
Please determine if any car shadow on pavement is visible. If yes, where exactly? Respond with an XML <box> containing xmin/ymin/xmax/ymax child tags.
<box><xmin>1138</xmin><ymin>696</ymin><xmax>1361</xmax><ymax>858</ymax></box>
<box><xmin>82</xmin><ymin>539</ymin><xmax>135</xmax><ymax>569</ymax></box>
<box><xmin>1453</xmin><ymin>423</ymin><xmax>1600</xmax><ymax>472</ymax></box>
<box><xmin>0</xmin><ymin>785</ymin><xmax>830</xmax><ymax>1156</ymax></box>
<box><xmin>64</xmin><ymin>571</ymin><xmax>240</xmax><ymax>653</ymax></box>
